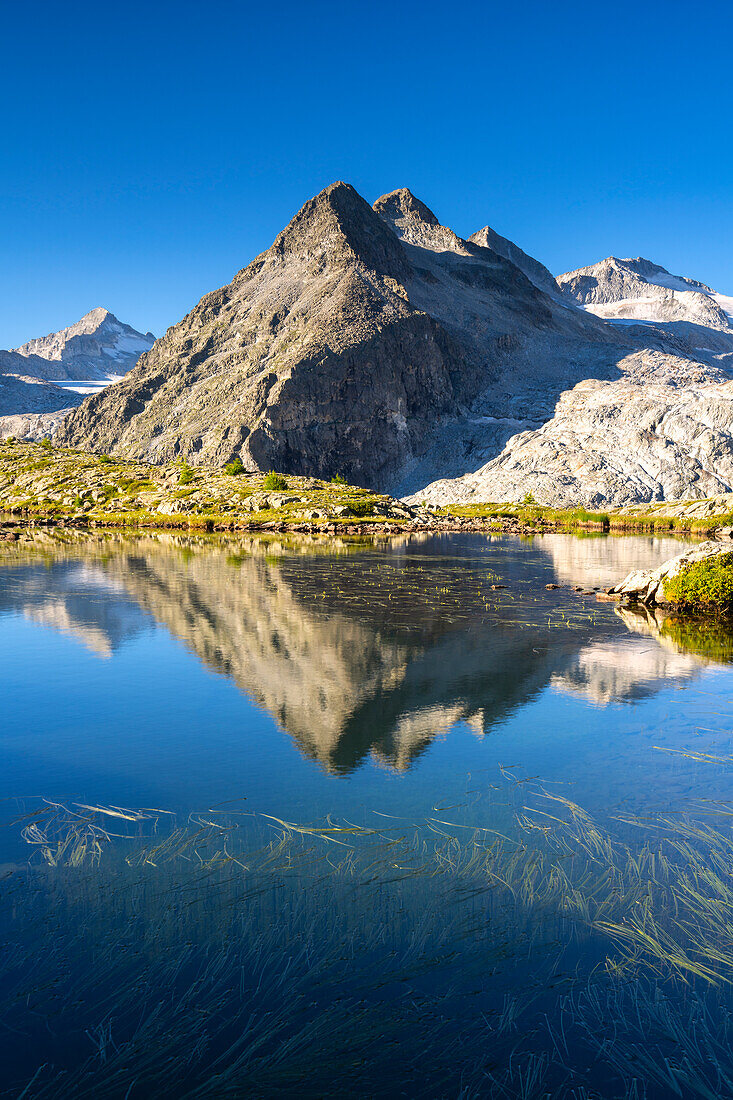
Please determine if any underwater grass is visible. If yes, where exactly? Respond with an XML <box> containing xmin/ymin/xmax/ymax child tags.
<box><xmin>6</xmin><ymin>776</ymin><xmax>733</xmax><ymax>1097</ymax></box>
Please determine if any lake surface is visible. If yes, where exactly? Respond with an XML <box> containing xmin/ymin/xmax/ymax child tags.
<box><xmin>1</xmin><ymin>530</ymin><xmax>733</xmax><ymax>1097</ymax></box>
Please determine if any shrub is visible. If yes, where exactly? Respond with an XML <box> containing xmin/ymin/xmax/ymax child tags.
<box><xmin>263</xmin><ymin>471</ymin><xmax>288</xmax><ymax>491</ymax></box>
<box><xmin>331</xmin><ymin>474</ymin><xmax>348</xmax><ymax>485</ymax></box>
<box><xmin>223</xmin><ymin>457</ymin><xmax>245</xmax><ymax>476</ymax></box>
<box><xmin>40</xmin><ymin>437</ymin><xmax>52</xmax><ymax>450</ymax></box>
<box><xmin>348</xmin><ymin>500</ymin><xmax>375</xmax><ymax>518</ymax></box>
<box><xmin>98</xmin><ymin>454</ymin><xmax>113</xmax><ymax>464</ymax></box>
<box><xmin>179</xmin><ymin>462</ymin><xmax>195</xmax><ymax>486</ymax></box>
<box><xmin>665</xmin><ymin>554</ymin><xmax>733</xmax><ymax>614</ymax></box>
<box><xmin>522</xmin><ymin>491</ymin><xmax>536</xmax><ymax>505</ymax></box>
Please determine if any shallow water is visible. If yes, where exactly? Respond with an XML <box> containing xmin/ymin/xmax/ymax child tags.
<box><xmin>1</xmin><ymin>530</ymin><xmax>732</xmax><ymax>1097</ymax></box>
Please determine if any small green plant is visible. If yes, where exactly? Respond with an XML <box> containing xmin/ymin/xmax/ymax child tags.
<box><xmin>331</xmin><ymin>473</ymin><xmax>348</xmax><ymax>485</ymax></box>
<box><xmin>179</xmin><ymin>462</ymin><xmax>195</xmax><ymax>486</ymax></box>
<box><xmin>223</xmin><ymin>457</ymin><xmax>245</xmax><ymax>476</ymax></box>
<box><xmin>347</xmin><ymin>500</ymin><xmax>375</xmax><ymax>518</ymax></box>
<box><xmin>665</xmin><ymin>554</ymin><xmax>733</xmax><ymax>614</ymax></box>
<box><xmin>522</xmin><ymin>491</ymin><xmax>536</xmax><ymax>505</ymax></box>
<box><xmin>263</xmin><ymin>471</ymin><xmax>288</xmax><ymax>491</ymax></box>
<box><xmin>98</xmin><ymin>454</ymin><xmax>113</xmax><ymax>465</ymax></box>
<box><xmin>40</xmin><ymin>437</ymin><xmax>53</xmax><ymax>450</ymax></box>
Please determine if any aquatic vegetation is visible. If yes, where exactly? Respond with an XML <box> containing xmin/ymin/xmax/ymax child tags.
<box><xmin>6</xmin><ymin>774</ymin><xmax>733</xmax><ymax>1097</ymax></box>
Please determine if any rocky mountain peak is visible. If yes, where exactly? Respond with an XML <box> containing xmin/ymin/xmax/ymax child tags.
<box><xmin>373</xmin><ymin>188</ymin><xmax>470</xmax><ymax>255</ymax></box>
<box><xmin>373</xmin><ymin>188</ymin><xmax>440</xmax><ymax>228</ymax></box>
<box><xmin>268</xmin><ymin>181</ymin><xmax>408</xmax><ymax>279</ymax></box>
<box><xmin>469</xmin><ymin>225</ymin><xmax>560</xmax><ymax>297</ymax></box>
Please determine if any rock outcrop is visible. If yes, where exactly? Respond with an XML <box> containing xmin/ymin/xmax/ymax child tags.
<box><xmin>413</xmin><ymin>258</ymin><xmax>733</xmax><ymax>507</ymax></box>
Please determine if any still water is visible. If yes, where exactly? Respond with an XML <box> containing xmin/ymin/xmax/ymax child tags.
<box><xmin>1</xmin><ymin>530</ymin><xmax>732</xmax><ymax>1097</ymax></box>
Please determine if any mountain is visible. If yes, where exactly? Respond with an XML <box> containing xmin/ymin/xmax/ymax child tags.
<box><xmin>52</xmin><ymin>187</ymin><xmax>733</xmax><ymax>505</ymax></box>
<box><xmin>55</xmin><ymin>183</ymin><xmax>639</xmax><ymax>489</ymax></box>
<box><xmin>0</xmin><ymin>308</ymin><xmax>155</xmax><ymax>436</ymax></box>
<box><xmin>414</xmin><ymin>254</ymin><xmax>733</xmax><ymax>507</ymax></box>
<box><xmin>7</xmin><ymin>307</ymin><xmax>155</xmax><ymax>383</ymax></box>
<box><xmin>557</xmin><ymin>256</ymin><xmax>733</xmax><ymax>354</ymax></box>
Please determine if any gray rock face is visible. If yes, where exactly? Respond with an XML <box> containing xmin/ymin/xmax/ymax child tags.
<box><xmin>55</xmin><ymin>182</ymin><xmax>636</xmax><ymax>489</ymax></box>
<box><xmin>414</xmin><ymin>258</ymin><xmax>733</xmax><ymax>507</ymax></box>
<box><xmin>0</xmin><ymin>374</ymin><xmax>82</xmax><ymax>425</ymax></box>
<box><xmin>469</xmin><ymin>225</ymin><xmax>560</xmax><ymax>299</ymax></box>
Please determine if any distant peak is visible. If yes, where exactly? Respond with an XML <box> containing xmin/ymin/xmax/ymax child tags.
<box><xmin>373</xmin><ymin>188</ymin><xmax>440</xmax><ymax>228</ymax></box>
<box><xmin>80</xmin><ymin>306</ymin><xmax>116</xmax><ymax>326</ymax></box>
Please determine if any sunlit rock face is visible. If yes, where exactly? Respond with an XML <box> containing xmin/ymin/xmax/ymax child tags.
<box><xmin>1</xmin><ymin>533</ymin><xmax>730</xmax><ymax>773</ymax></box>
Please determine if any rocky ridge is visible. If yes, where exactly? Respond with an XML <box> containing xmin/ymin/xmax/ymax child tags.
<box><xmin>17</xmin><ymin>185</ymin><xmax>732</xmax><ymax>509</ymax></box>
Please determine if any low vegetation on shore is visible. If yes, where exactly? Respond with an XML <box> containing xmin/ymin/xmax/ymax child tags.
<box><xmin>2</xmin><ymin>439</ymin><xmax>733</xmax><ymax>538</ymax></box>
<box><xmin>665</xmin><ymin>553</ymin><xmax>733</xmax><ymax>614</ymax></box>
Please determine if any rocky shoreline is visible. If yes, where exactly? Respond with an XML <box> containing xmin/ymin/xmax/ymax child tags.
<box><xmin>4</xmin><ymin>440</ymin><xmax>733</xmax><ymax>543</ymax></box>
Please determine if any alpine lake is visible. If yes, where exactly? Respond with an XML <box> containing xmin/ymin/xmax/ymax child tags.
<box><xmin>1</xmin><ymin>528</ymin><xmax>733</xmax><ymax>1099</ymax></box>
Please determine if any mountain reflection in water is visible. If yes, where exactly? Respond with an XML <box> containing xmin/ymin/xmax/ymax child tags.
<box><xmin>0</xmin><ymin>529</ymin><xmax>724</xmax><ymax>774</ymax></box>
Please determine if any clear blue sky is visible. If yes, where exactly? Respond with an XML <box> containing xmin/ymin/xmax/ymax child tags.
<box><xmin>2</xmin><ymin>0</ymin><xmax>731</xmax><ymax>346</ymax></box>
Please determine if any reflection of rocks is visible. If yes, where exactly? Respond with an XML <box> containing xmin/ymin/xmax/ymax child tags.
<box><xmin>618</xmin><ymin>603</ymin><xmax>733</xmax><ymax>665</ymax></box>
<box><xmin>552</xmin><ymin>635</ymin><xmax>705</xmax><ymax>704</ymax></box>
<box><xmin>537</xmin><ymin>533</ymin><xmax>695</xmax><ymax>590</ymax></box>
<box><xmin>1</xmin><ymin>531</ymin><xmax>729</xmax><ymax>772</ymax></box>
